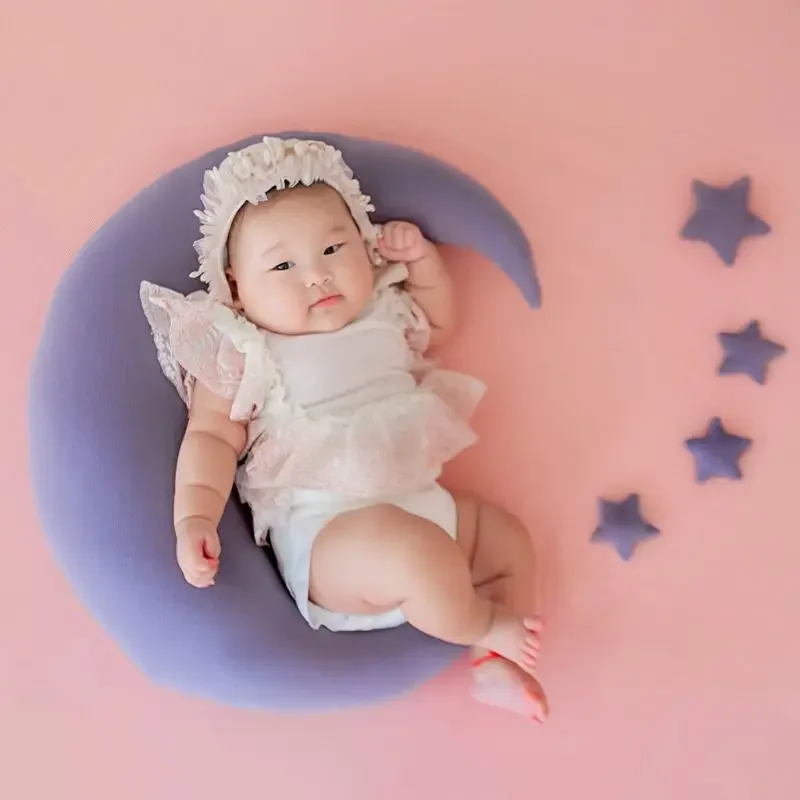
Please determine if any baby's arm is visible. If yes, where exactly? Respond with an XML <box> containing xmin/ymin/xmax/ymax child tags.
<box><xmin>378</xmin><ymin>222</ymin><xmax>456</xmax><ymax>350</ymax></box>
<box><xmin>173</xmin><ymin>381</ymin><xmax>247</xmax><ymax>588</ymax></box>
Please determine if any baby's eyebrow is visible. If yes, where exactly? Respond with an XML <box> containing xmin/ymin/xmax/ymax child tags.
<box><xmin>259</xmin><ymin>226</ymin><xmax>348</xmax><ymax>257</ymax></box>
<box><xmin>259</xmin><ymin>241</ymin><xmax>285</xmax><ymax>257</ymax></box>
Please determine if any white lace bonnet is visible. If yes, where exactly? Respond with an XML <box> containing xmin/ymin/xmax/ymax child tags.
<box><xmin>191</xmin><ymin>136</ymin><xmax>381</xmax><ymax>304</ymax></box>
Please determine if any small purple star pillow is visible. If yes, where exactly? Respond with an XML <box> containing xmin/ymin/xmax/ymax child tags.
<box><xmin>719</xmin><ymin>320</ymin><xmax>786</xmax><ymax>385</ymax></box>
<box><xmin>685</xmin><ymin>418</ymin><xmax>752</xmax><ymax>483</ymax></box>
<box><xmin>591</xmin><ymin>494</ymin><xmax>660</xmax><ymax>561</ymax></box>
<box><xmin>681</xmin><ymin>176</ymin><xmax>770</xmax><ymax>265</ymax></box>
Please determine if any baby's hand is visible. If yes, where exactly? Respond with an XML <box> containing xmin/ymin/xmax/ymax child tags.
<box><xmin>175</xmin><ymin>517</ymin><xmax>221</xmax><ymax>588</ymax></box>
<box><xmin>378</xmin><ymin>221</ymin><xmax>431</xmax><ymax>264</ymax></box>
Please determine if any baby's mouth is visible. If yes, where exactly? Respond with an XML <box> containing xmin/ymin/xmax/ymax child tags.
<box><xmin>310</xmin><ymin>294</ymin><xmax>343</xmax><ymax>309</ymax></box>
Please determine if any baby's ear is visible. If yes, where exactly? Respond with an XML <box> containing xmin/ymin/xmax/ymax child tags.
<box><xmin>225</xmin><ymin>268</ymin><xmax>244</xmax><ymax>309</ymax></box>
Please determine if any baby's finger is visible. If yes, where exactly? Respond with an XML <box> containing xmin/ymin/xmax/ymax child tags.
<box><xmin>177</xmin><ymin>536</ymin><xmax>205</xmax><ymax>560</ymax></box>
<box><xmin>180</xmin><ymin>555</ymin><xmax>213</xmax><ymax>581</ymax></box>
<box><xmin>188</xmin><ymin>574</ymin><xmax>215</xmax><ymax>588</ymax></box>
<box><xmin>193</xmin><ymin>555</ymin><xmax>217</xmax><ymax>575</ymax></box>
<box><xmin>385</xmin><ymin>222</ymin><xmax>408</xmax><ymax>245</ymax></box>
<box><xmin>203</xmin><ymin>535</ymin><xmax>221</xmax><ymax>560</ymax></box>
<box><xmin>183</xmin><ymin>565</ymin><xmax>216</xmax><ymax>588</ymax></box>
<box><xmin>378</xmin><ymin>231</ymin><xmax>399</xmax><ymax>251</ymax></box>
<box><xmin>378</xmin><ymin>242</ymin><xmax>405</xmax><ymax>260</ymax></box>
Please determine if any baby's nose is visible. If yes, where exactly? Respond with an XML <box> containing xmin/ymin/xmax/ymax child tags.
<box><xmin>304</xmin><ymin>259</ymin><xmax>332</xmax><ymax>287</ymax></box>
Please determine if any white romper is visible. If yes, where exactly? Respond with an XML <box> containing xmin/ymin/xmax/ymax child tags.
<box><xmin>140</xmin><ymin>263</ymin><xmax>486</xmax><ymax>631</ymax></box>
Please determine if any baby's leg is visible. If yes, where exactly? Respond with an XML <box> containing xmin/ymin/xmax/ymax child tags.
<box><xmin>308</xmin><ymin>504</ymin><xmax>538</xmax><ymax>662</ymax></box>
<box><xmin>453</xmin><ymin>493</ymin><xmax>549</xmax><ymax>722</ymax></box>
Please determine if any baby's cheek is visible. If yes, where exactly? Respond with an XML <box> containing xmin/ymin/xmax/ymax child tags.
<box><xmin>351</xmin><ymin>267</ymin><xmax>374</xmax><ymax>300</ymax></box>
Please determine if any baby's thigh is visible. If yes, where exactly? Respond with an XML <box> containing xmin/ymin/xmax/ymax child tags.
<box><xmin>308</xmin><ymin>502</ymin><xmax>454</xmax><ymax>614</ymax></box>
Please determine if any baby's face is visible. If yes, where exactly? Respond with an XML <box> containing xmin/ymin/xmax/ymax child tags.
<box><xmin>226</xmin><ymin>184</ymin><xmax>375</xmax><ymax>335</ymax></box>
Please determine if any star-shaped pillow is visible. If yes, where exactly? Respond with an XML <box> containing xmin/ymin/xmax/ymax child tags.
<box><xmin>681</xmin><ymin>176</ymin><xmax>770</xmax><ymax>265</ymax></box>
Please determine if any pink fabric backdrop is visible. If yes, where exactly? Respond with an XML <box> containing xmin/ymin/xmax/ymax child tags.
<box><xmin>3</xmin><ymin>1</ymin><xmax>799</xmax><ymax>797</ymax></box>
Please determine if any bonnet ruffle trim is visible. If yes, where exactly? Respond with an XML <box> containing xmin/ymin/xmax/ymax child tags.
<box><xmin>192</xmin><ymin>137</ymin><xmax>380</xmax><ymax>304</ymax></box>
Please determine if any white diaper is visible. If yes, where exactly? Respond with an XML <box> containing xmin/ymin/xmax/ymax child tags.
<box><xmin>268</xmin><ymin>482</ymin><xmax>458</xmax><ymax>632</ymax></box>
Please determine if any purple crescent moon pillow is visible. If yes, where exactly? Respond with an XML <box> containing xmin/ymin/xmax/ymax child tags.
<box><xmin>28</xmin><ymin>131</ymin><xmax>539</xmax><ymax>711</ymax></box>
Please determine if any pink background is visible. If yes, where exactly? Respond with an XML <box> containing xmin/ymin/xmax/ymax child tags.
<box><xmin>3</xmin><ymin>1</ymin><xmax>799</xmax><ymax>797</ymax></box>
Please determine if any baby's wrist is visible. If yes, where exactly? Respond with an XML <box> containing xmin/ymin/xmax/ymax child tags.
<box><xmin>406</xmin><ymin>246</ymin><xmax>445</xmax><ymax>287</ymax></box>
<box><xmin>174</xmin><ymin>515</ymin><xmax>216</xmax><ymax>537</ymax></box>
<box><xmin>409</xmin><ymin>238</ymin><xmax>438</xmax><ymax>263</ymax></box>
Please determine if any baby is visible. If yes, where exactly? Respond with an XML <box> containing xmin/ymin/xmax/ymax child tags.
<box><xmin>140</xmin><ymin>137</ymin><xmax>548</xmax><ymax>721</ymax></box>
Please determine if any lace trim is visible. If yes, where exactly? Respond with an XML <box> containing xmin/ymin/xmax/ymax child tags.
<box><xmin>141</xmin><ymin>281</ymin><xmax>281</xmax><ymax>422</ymax></box>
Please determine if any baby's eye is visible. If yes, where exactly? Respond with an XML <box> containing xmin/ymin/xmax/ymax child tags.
<box><xmin>272</xmin><ymin>261</ymin><xmax>294</xmax><ymax>272</ymax></box>
<box><xmin>323</xmin><ymin>243</ymin><xmax>345</xmax><ymax>256</ymax></box>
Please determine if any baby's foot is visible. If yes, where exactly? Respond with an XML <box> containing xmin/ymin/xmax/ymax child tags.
<box><xmin>476</xmin><ymin>605</ymin><xmax>542</xmax><ymax>676</ymax></box>
<box><xmin>471</xmin><ymin>651</ymin><xmax>549</xmax><ymax>723</ymax></box>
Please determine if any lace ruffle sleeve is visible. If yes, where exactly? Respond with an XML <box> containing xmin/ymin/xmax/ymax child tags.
<box><xmin>139</xmin><ymin>281</ymin><xmax>271</xmax><ymax>422</ymax></box>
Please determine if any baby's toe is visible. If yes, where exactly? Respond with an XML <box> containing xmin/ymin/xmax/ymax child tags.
<box><xmin>525</xmin><ymin>685</ymin><xmax>549</xmax><ymax>723</ymax></box>
<box><xmin>518</xmin><ymin>656</ymin><xmax>538</xmax><ymax>677</ymax></box>
<box><xmin>523</xmin><ymin>635</ymin><xmax>540</xmax><ymax>651</ymax></box>
<box><xmin>523</xmin><ymin>616</ymin><xmax>544</xmax><ymax>633</ymax></box>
